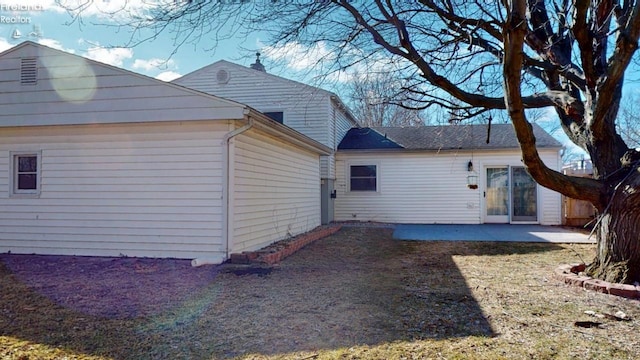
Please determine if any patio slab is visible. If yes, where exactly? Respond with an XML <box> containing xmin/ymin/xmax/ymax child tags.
<box><xmin>393</xmin><ymin>224</ymin><xmax>594</xmax><ymax>243</ymax></box>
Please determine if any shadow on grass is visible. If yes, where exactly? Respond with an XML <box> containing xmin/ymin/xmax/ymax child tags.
<box><xmin>0</xmin><ymin>228</ymin><xmax>568</xmax><ymax>359</ymax></box>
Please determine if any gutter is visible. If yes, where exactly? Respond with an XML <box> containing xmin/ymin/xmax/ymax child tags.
<box><xmin>248</xmin><ymin>111</ymin><xmax>331</xmax><ymax>155</ymax></box>
<box><xmin>190</xmin><ymin>108</ymin><xmax>329</xmax><ymax>266</ymax></box>
<box><xmin>191</xmin><ymin>114</ymin><xmax>254</xmax><ymax>267</ymax></box>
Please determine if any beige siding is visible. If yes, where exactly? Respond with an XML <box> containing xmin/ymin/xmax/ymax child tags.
<box><xmin>230</xmin><ymin>129</ymin><xmax>321</xmax><ymax>253</ymax></box>
<box><xmin>335</xmin><ymin>149</ymin><xmax>561</xmax><ymax>225</ymax></box>
<box><xmin>0</xmin><ymin>122</ymin><xmax>227</xmax><ymax>260</ymax></box>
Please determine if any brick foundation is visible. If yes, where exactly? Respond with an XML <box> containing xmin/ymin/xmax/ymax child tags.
<box><xmin>228</xmin><ymin>224</ymin><xmax>342</xmax><ymax>265</ymax></box>
<box><xmin>553</xmin><ymin>263</ymin><xmax>640</xmax><ymax>299</ymax></box>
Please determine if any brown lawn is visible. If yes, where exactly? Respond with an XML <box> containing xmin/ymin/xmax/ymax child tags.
<box><xmin>1</xmin><ymin>227</ymin><xmax>639</xmax><ymax>359</ymax></box>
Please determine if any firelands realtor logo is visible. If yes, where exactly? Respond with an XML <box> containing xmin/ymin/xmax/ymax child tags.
<box><xmin>0</xmin><ymin>4</ymin><xmax>44</xmax><ymax>24</ymax></box>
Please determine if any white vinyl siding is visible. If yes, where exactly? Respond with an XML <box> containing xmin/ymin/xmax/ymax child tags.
<box><xmin>0</xmin><ymin>45</ymin><xmax>246</xmax><ymax>128</ymax></box>
<box><xmin>230</xmin><ymin>129</ymin><xmax>321</xmax><ymax>253</ymax></box>
<box><xmin>0</xmin><ymin>43</ymin><xmax>328</xmax><ymax>263</ymax></box>
<box><xmin>175</xmin><ymin>62</ymin><xmax>337</xmax><ymax>178</ymax></box>
<box><xmin>333</xmin><ymin>103</ymin><xmax>357</xmax><ymax>149</ymax></box>
<box><xmin>0</xmin><ymin>122</ymin><xmax>226</xmax><ymax>260</ymax></box>
<box><xmin>335</xmin><ymin>149</ymin><xmax>561</xmax><ymax>225</ymax></box>
<box><xmin>175</xmin><ymin>62</ymin><xmax>331</xmax><ymax>144</ymax></box>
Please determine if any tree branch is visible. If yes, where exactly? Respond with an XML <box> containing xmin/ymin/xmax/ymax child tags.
<box><xmin>503</xmin><ymin>0</ymin><xmax>604</xmax><ymax>205</ymax></box>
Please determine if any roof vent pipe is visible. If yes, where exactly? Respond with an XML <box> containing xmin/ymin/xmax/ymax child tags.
<box><xmin>249</xmin><ymin>52</ymin><xmax>266</xmax><ymax>72</ymax></box>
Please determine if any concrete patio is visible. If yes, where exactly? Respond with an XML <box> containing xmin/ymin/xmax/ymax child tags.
<box><xmin>392</xmin><ymin>224</ymin><xmax>595</xmax><ymax>243</ymax></box>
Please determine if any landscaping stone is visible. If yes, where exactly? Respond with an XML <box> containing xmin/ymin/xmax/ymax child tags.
<box><xmin>228</xmin><ymin>224</ymin><xmax>342</xmax><ymax>265</ymax></box>
<box><xmin>554</xmin><ymin>263</ymin><xmax>640</xmax><ymax>299</ymax></box>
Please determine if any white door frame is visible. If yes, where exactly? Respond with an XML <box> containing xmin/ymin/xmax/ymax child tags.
<box><xmin>483</xmin><ymin>165</ymin><xmax>539</xmax><ymax>224</ymax></box>
<box><xmin>484</xmin><ymin>166</ymin><xmax>509</xmax><ymax>223</ymax></box>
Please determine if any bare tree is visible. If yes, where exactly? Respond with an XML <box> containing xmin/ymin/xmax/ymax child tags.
<box><xmin>346</xmin><ymin>72</ymin><xmax>425</xmax><ymax>127</ymax></box>
<box><xmin>617</xmin><ymin>93</ymin><xmax>640</xmax><ymax>149</ymax></box>
<box><xmin>63</xmin><ymin>1</ymin><xmax>640</xmax><ymax>284</ymax></box>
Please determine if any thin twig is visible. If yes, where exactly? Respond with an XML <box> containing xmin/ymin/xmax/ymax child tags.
<box><xmin>548</xmin><ymin>323</ymin><xmax>613</xmax><ymax>341</ymax></box>
<box><xmin>298</xmin><ymin>354</ymin><xmax>319</xmax><ymax>360</ymax></box>
<box><xmin>568</xmin><ymin>244</ymin><xmax>587</xmax><ymax>265</ymax></box>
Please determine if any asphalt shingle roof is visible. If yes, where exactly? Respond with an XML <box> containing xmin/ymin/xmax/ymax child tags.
<box><xmin>337</xmin><ymin>127</ymin><xmax>404</xmax><ymax>149</ymax></box>
<box><xmin>338</xmin><ymin>123</ymin><xmax>562</xmax><ymax>151</ymax></box>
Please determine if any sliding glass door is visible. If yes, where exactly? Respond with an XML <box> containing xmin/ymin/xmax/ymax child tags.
<box><xmin>484</xmin><ymin>166</ymin><xmax>538</xmax><ymax>223</ymax></box>
<box><xmin>485</xmin><ymin>167</ymin><xmax>509</xmax><ymax>223</ymax></box>
<box><xmin>511</xmin><ymin>167</ymin><xmax>538</xmax><ymax>222</ymax></box>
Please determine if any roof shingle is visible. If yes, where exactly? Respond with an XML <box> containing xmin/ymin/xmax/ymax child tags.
<box><xmin>338</xmin><ymin>123</ymin><xmax>562</xmax><ymax>150</ymax></box>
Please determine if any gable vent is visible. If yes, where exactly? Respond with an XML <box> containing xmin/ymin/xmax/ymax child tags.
<box><xmin>216</xmin><ymin>69</ymin><xmax>230</xmax><ymax>84</ymax></box>
<box><xmin>20</xmin><ymin>57</ymin><xmax>37</xmax><ymax>85</ymax></box>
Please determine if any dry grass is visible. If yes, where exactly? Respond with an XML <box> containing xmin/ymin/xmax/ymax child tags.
<box><xmin>1</xmin><ymin>227</ymin><xmax>639</xmax><ymax>360</ymax></box>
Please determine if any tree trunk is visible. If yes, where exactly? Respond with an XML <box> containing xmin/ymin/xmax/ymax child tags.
<box><xmin>586</xmin><ymin>167</ymin><xmax>640</xmax><ymax>284</ymax></box>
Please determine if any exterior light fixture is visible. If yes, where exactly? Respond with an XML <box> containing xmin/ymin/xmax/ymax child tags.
<box><xmin>467</xmin><ymin>160</ymin><xmax>478</xmax><ymax>189</ymax></box>
<box><xmin>467</xmin><ymin>174</ymin><xmax>478</xmax><ymax>189</ymax></box>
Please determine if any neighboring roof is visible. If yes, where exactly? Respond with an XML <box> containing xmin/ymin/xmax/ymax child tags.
<box><xmin>338</xmin><ymin>123</ymin><xmax>562</xmax><ymax>151</ymax></box>
<box><xmin>175</xmin><ymin>59</ymin><xmax>359</xmax><ymax>126</ymax></box>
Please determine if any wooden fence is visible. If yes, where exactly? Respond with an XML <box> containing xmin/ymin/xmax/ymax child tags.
<box><xmin>562</xmin><ymin>167</ymin><xmax>596</xmax><ymax>227</ymax></box>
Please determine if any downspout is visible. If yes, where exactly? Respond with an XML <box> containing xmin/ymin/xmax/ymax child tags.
<box><xmin>191</xmin><ymin>114</ymin><xmax>253</xmax><ymax>267</ymax></box>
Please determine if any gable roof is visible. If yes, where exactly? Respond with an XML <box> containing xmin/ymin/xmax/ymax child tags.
<box><xmin>0</xmin><ymin>41</ymin><xmax>252</xmax><ymax>125</ymax></box>
<box><xmin>178</xmin><ymin>59</ymin><xmax>332</xmax><ymax>96</ymax></box>
<box><xmin>175</xmin><ymin>59</ymin><xmax>359</xmax><ymax>126</ymax></box>
<box><xmin>0</xmin><ymin>41</ymin><xmax>331</xmax><ymax>155</ymax></box>
<box><xmin>338</xmin><ymin>123</ymin><xmax>562</xmax><ymax>151</ymax></box>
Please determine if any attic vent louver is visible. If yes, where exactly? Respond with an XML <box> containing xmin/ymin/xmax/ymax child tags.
<box><xmin>20</xmin><ymin>57</ymin><xmax>37</xmax><ymax>85</ymax></box>
<box><xmin>216</xmin><ymin>69</ymin><xmax>230</xmax><ymax>84</ymax></box>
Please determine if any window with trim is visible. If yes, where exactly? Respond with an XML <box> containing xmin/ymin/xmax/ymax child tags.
<box><xmin>350</xmin><ymin>165</ymin><xmax>377</xmax><ymax>191</ymax></box>
<box><xmin>263</xmin><ymin>111</ymin><xmax>284</xmax><ymax>124</ymax></box>
<box><xmin>12</xmin><ymin>152</ymin><xmax>40</xmax><ymax>195</ymax></box>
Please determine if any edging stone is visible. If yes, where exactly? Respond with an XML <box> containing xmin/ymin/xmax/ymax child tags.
<box><xmin>554</xmin><ymin>263</ymin><xmax>640</xmax><ymax>299</ymax></box>
<box><xmin>229</xmin><ymin>224</ymin><xmax>342</xmax><ymax>265</ymax></box>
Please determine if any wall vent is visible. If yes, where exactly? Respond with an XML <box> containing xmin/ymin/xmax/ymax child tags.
<box><xmin>216</xmin><ymin>69</ymin><xmax>230</xmax><ymax>84</ymax></box>
<box><xmin>20</xmin><ymin>57</ymin><xmax>37</xmax><ymax>85</ymax></box>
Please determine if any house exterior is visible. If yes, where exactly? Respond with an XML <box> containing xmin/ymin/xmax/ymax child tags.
<box><xmin>335</xmin><ymin>124</ymin><xmax>563</xmax><ymax>225</ymax></box>
<box><xmin>0</xmin><ymin>42</ymin><xmax>330</xmax><ymax>264</ymax></box>
<box><xmin>172</xmin><ymin>56</ymin><xmax>359</xmax><ymax>224</ymax></box>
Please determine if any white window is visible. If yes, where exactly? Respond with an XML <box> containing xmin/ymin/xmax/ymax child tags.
<box><xmin>349</xmin><ymin>164</ymin><xmax>377</xmax><ymax>191</ymax></box>
<box><xmin>11</xmin><ymin>152</ymin><xmax>41</xmax><ymax>196</ymax></box>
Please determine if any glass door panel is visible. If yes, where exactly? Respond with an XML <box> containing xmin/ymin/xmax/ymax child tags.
<box><xmin>485</xmin><ymin>167</ymin><xmax>509</xmax><ymax>223</ymax></box>
<box><xmin>511</xmin><ymin>167</ymin><xmax>538</xmax><ymax>222</ymax></box>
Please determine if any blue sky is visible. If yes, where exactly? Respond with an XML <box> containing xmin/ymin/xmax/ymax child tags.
<box><xmin>0</xmin><ymin>0</ymin><xmax>584</xmax><ymax>158</ymax></box>
<box><xmin>0</xmin><ymin>1</ymin><xmax>271</xmax><ymax>80</ymax></box>
<box><xmin>0</xmin><ymin>1</ymin><xmax>404</xmax><ymax>85</ymax></box>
